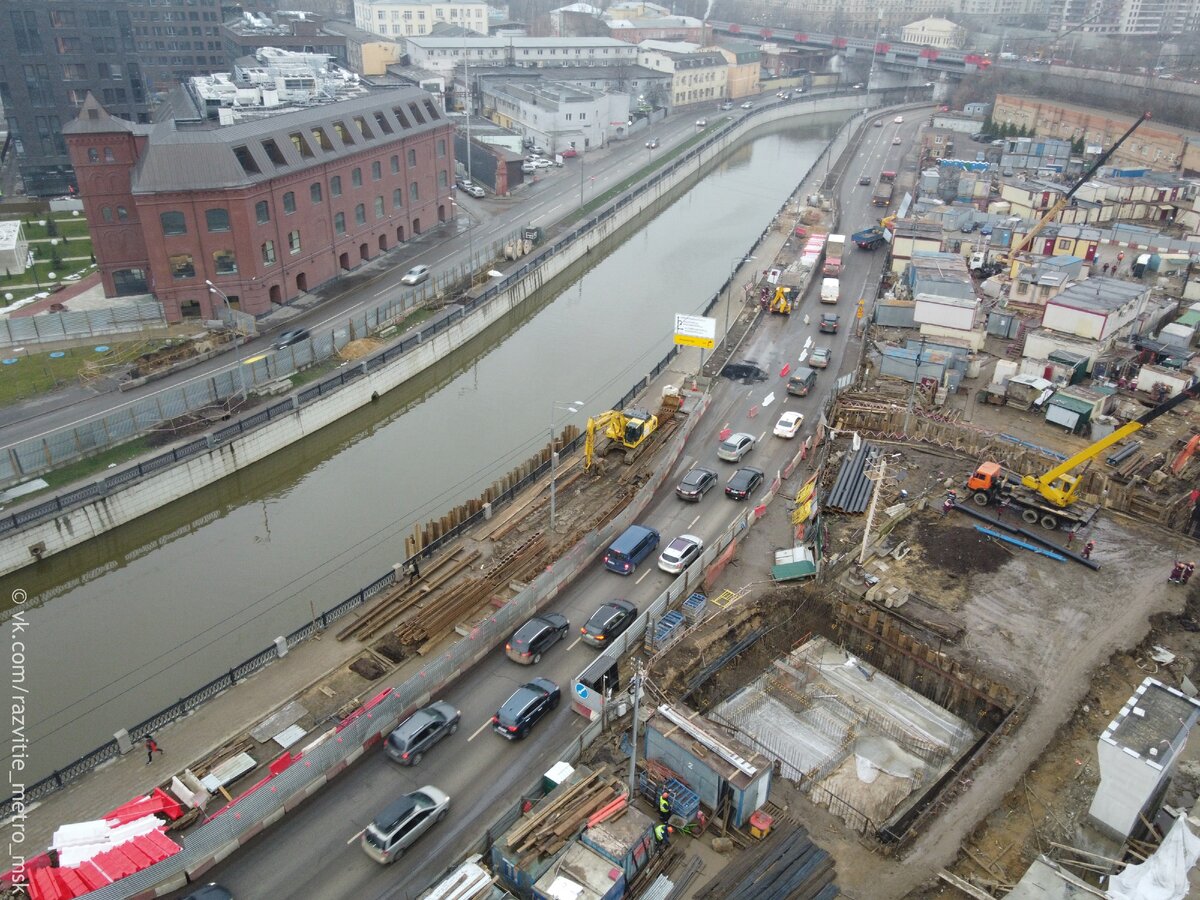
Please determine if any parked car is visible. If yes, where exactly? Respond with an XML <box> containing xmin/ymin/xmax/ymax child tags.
<box><xmin>773</xmin><ymin>411</ymin><xmax>804</xmax><ymax>439</ymax></box>
<box><xmin>505</xmin><ymin>613</ymin><xmax>570</xmax><ymax>665</ymax></box>
<box><xmin>725</xmin><ymin>466</ymin><xmax>765</xmax><ymax>501</ymax></box>
<box><xmin>676</xmin><ymin>466</ymin><xmax>718</xmax><ymax>501</ymax></box>
<box><xmin>645</xmin><ymin>138</ymin><xmax>659</xmax><ymax>149</ymax></box>
<box><xmin>385</xmin><ymin>700</ymin><xmax>461</xmax><ymax>766</ymax></box>
<box><xmin>819</xmin><ymin>313</ymin><xmax>840</xmax><ymax>333</ymax></box>
<box><xmin>809</xmin><ymin>346</ymin><xmax>832</xmax><ymax>368</ymax></box>
<box><xmin>717</xmin><ymin>432</ymin><xmax>755</xmax><ymax>462</ymax></box>
<box><xmin>580</xmin><ymin>600</ymin><xmax>638</xmax><ymax>647</ymax></box>
<box><xmin>532</xmin><ymin>157</ymin><xmax>553</xmax><ymax>169</ymax></box>
<box><xmin>272</xmin><ymin>328</ymin><xmax>310</xmax><ymax>350</ymax></box>
<box><xmin>858</xmin><ymin>175</ymin><xmax>871</xmax><ymax>185</ymax></box>
<box><xmin>658</xmin><ymin>534</ymin><xmax>704</xmax><ymax>574</ymax></box>
<box><xmin>360</xmin><ymin>786</ymin><xmax>450</xmax><ymax>864</ymax></box>
<box><xmin>521</xmin><ymin>161</ymin><xmax>537</xmax><ymax>174</ymax></box>
<box><xmin>560</xmin><ymin>147</ymin><xmax>578</xmax><ymax>158</ymax></box>
<box><xmin>530</xmin><ymin>144</ymin><xmax>547</xmax><ymax>155</ymax></box>
<box><xmin>458</xmin><ymin>181</ymin><xmax>485</xmax><ymax>198</ymax></box>
<box><xmin>401</xmin><ymin>264</ymin><xmax>430</xmax><ymax>285</ymax></box>
<box><xmin>492</xmin><ymin>678</ymin><xmax>560</xmax><ymax>740</ymax></box>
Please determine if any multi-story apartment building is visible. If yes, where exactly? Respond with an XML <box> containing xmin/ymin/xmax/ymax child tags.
<box><xmin>637</xmin><ymin>44</ymin><xmax>727</xmax><ymax>107</ymax></box>
<box><xmin>402</xmin><ymin>36</ymin><xmax>639</xmax><ymax>77</ymax></box>
<box><xmin>354</xmin><ymin>0</ymin><xmax>489</xmax><ymax>39</ymax></box>
<box><xmin>221</xmin><ymin>11</ymin><xmax>349</xmax><ymax>66</ymax></box>
<box><xmin>483</xmin><ymin>81</ymin><xmax>630</xmax><ymax>152</ymax></box>
<box><xmin>1054</xmin><ymin>0</ymin><xmax>1200</xmax><ymax>35</ymax></box>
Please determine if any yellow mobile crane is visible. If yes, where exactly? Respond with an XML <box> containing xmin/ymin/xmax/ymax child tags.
<box><xmin>1004</xmin><ymin>112</ymin><xmax>1150</xmax><ymax>268</ymax></box>
<box><xmin>966</xmin><ymin>383</ymin><xmax>1195</xmax><ymax>529</ymax></box>
<box><xmin>583</xmin><ymin>407</ymin><xmax>659</xmax><ymax>470</ymax></box>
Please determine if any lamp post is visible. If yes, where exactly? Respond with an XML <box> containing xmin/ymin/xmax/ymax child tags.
<box><xmin>725</xmin><ymin>255</ymin><xmax>755</xmax><ymax>339</ymax></box>
<box><xmin>549</xmin><ymin>399</ymin><xmax>584</xmax><ymax>532</ymax></box>
<box><xmin>206</xmin><ymin>279</ymin><xmax>247</xmax><ymax>399</ymax></box>
<box><xmin>450</xmin><ymin>199</ymin><xmax>476</xmax><ymax>280</ymax></box>
<box><xmin>866</xmin><ymin>6</ymin><xmax>884</xmax><ymax>105</ymax></box>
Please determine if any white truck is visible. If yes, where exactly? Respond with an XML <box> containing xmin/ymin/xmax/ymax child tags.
<box><xmin>820</xmin><ymin>277</ymin><xmax>840</xmax><ymax>304</ymax></box>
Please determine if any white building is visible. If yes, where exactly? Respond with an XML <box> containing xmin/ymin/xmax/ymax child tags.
<box><xmin>482</xmin><ymin>80</ymin><xmax>630</xmax><ymax>152</ymax></box>
<box><xmin>550</xmin><ymin>3</ymin><xmax>603</xmax><ymax>36</ymax></box>
<box><xmin>0</xmin><ymin>221</ymin><xmax>28</xmax><ymax>276</ymax></box>
<box><xmin>1055</xmin><ymin>0</ymin><xmax>1200</xmax><ymax>36</ymax></box>
<box><xmin>637</xmin><ymin>46</ymin><xmax>726</xmax><ymax>108</ymax></box>
<box><xmin>354</xmin><ymin>0</ymin><xmax>489</xmax><ymax>39</ymax></box>
<box><xmin>403</xmin><ymin>36</ymin><xmax>638</xmax><ymax>77</ymax></box>
<box><xmin>900</xmin><ymin>17</ymin><xmax>968</xmax><ymax>49</ymax></box>
<box><xmin>1040</xmin><ymin>277</ymin><xmax>1150</xmax><ymax>343</ymax></box>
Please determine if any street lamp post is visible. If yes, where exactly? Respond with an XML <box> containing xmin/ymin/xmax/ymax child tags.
<box><xmin>725</xmin><ymin>255</ymin><xmax>755</xmax><ymax>339</ymax></box>
<box><xmin>451</xmin><ymin>200</ymin><xmax>476</xmax><ymax>282</ymax></box>
<box><xmin>549</xmin><ymin>400</ymin><xmax>584</xmax><ymax>532</ymax></box>
<box><xmin>206</xmin><ymin>279</ymin><xmax>247</xmax><ymax>399</ymax></box>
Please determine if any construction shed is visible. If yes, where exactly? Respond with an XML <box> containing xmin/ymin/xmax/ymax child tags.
<box><xmin>643</xmin><ymin>704</ymin><xmax>772</xmax><ymax>829</ymax></box>
<box><xmin>532</xmin><ymin>841</ymin><xmax>624</xmax><ymax>900</ymax></box>
<box><xmin>579</xmin><ymin>807</ymin><xmax>653</xmax><ymax>882</ymax></box>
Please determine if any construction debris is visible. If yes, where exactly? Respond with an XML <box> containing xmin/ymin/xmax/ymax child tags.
<box><xmin>692</xmin><ymin>825</ymin><xmax>838</xmax><ymax>900</ymax></box>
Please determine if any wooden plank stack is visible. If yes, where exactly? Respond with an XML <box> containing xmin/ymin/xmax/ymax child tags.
<box><xmin>506</xmin><ymin>772</ymin><xmax>623</xmax><ymax>863</ymax></box>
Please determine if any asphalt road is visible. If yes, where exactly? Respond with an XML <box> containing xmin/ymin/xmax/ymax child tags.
<box><xmin>187</xmin><ymin>106</ymin><xmax>926</xmax><ymax>900</ymax></box>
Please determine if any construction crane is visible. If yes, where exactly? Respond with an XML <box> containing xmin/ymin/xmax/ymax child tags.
<box><xmin>1003</xmin><ymin>112</ymin><xmax>1150</xmax><ymax>266</ymax></box>
<box><xmin>967</xmin><ymin>382</ymin><xmax>1196</xmax><ymax>528</ymax></box>
<box><xmin>583</xmin><ymin>407</ymin><xmax>659</xmax><ymax>470</ymax></box>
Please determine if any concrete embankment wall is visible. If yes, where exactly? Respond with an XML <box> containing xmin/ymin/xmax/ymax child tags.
<box><xmin>0</xmin><ymin>94</ymin><xmax>868</xmax><ymax>578</ymax></box>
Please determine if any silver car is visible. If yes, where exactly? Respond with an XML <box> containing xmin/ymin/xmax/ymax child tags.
<box><xmin>401</xmin><ymin>264</ymin><xmax>430</xmax><ymax>285</ymax></box>
<box><xmin>717</xmin><ymin>432</ymin><xmax>755</xmax><ymax>462</ymax></box>
<box><xmin>384</xmin><ymin>700</ymin><xmax>461</xmax><ymax>766</ymax></box>
<box><xmin>360</xmin><ymin>786</ymin><xmax>450</xmax><ymax>864</ymax></box>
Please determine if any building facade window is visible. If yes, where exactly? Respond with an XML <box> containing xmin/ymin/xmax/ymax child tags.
<box><xmin>160</xmin><ymin>211</ymin><xmax>186</xmax><ymax>236</ymax></box>
<box><xmin>205</xmin><ymin>208</ymin><xmax>230</xmax><ymax>232</ymax></box>
<box><xmin>437</xmin><ymin>138</ymin><xmax>446</xmax><ymax>157</ymax></box>
<box><xmin>212</xmin><ymin>250</ymin><xmax>237</xmax><ymax>274</ymax></box>
<box><xmin>354</xmin><ymin>203</ymin><xmax>366</xmax><ymax>225</ymax></box>
<box><xmin>102</xmin><ymin>207</ymin><xmax>113</xmax><ymax>222</ymax></box>
<box><xmin>392</xmin><ymin>188</ymin><xmax>402</xmax><ymax>208</ymax></box>
<box><xmin>331</xmin><ymin>175</ymin><xmax>342</xmax><ymax>197</ymax></box>
<box><xmin>262</xmin><ymin>240</ymin><xmax>276</xmax><ymax>265</ymax></box>
<box><xmin>374</xmin><ymin>196</ymin><xmax>384</xmax><ymax>217</ymax></box>
<box><xmin>283</xmin><ymin>191</ymin><xmax>296</xmax><ymax>214</ymax></box>
<box><xmin>104</xmin><ymin>147</ymin><xmax>115</xmax><ymax>162</ymax></box>
<box><xmin>407</xmin><ymin>148</ymin><xmax>416</xmax><ymax>166</ymax></box>
<box><xmin>87</xmin><ymin>148</ymin><xmax>99</xmax><ymax>162</ymax></box>
<box><xmin>371</xmin><ymin>160</ymin><xmax>382</xmax><ymax>180</ymax></box>
<box><xmin>288</xmin><ymin>229</ymin><xmax>301</xmax><ymax>253</ymax></box>
<box><xmin>334</xmin><ymin>212</ymin><xmax>346</xmax><ymax>234</ymax></box>
<box><xmin>169</xmin><ymin>253</ymin><xmax>195</xmax><ymax>279</ymax></box>
<box><xmin>438</xmin><ymin>170</ymin><xmax>448</xmax><ymax>187</ymax></box>
<box><xmin>255</xmin><ymin>200</ymin><xmax>270</xmax><ymax>224</ymax></box>
<box><xmin>352</xmin><ymin>167</ymin><xmax>363</xmax><ymax>187</ymax></box>
<box><xmin>310</xmin><ymin>182</ymin><xmax>323</xmax><ymax>203</ymax></box>
<box><xmin>116</xmin><ymin>206</ymin><xmax>128</xmax><ymax>221</ymax></box>
<box><xmin>391</xmin><ymin>154</ymin><xmax>400</xmax><ymax>173</ymax></box>
<box><xmin>409</xmin><ymin>182</ymin><xmax>419</xmax><ymax>201</ymax></box>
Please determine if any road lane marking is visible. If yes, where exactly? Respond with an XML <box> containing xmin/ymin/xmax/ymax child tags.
<box><xmin>635</xmin><ymin>568</ymin><xmax>651</xmax><ymax>585</ymax></box>
<box><xmin>689</xmin><ymin>512</ymin><xmax>702</xmax><ymax>528</ymax></box>
<box><xmin>468</xmin><ymin>719</ymin><xmax>493</xmax><ymax>742</ymax></box>
<box><xmin>565</xmin><ymin>635</ymin><xmax>582</xmax><ymax>652</ymax></box>
<box><xmin>346</xmin><ymin>828</ymin><xmax>365</xmax><ymax>845</ymax></box>
<box><xmin>757</xmin><ymin>430</ymin><xmax>767</xmax><ymax>443</ymax></box>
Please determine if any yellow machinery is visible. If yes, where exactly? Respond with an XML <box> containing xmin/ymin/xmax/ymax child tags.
<box><xmin>967</xmin><ymin>383</ymin><xmax>1195</xmax><ymax>527</ymax></box>
<box><xmin>1003</xmin><ymin>113</ymin><xmax>1149</xmax><ymax>267</ymax></box>
<box><xmin>584</xmin><ymin>408</ymin><xmax>659</xmax><ymax>470</ymax></box>
<box><xmin>767</xmin><ymin>286</ymin><xmax>792</xmax><ymax>315</ymax></box>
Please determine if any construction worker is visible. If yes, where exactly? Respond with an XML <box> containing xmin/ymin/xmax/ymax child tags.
<box><xmin>653</xmin><ymin>824</ymin><xmax>673</xmax><ymax>848</ymax></box>
<box><xmin>658</xmin><ymin>790</ymin><xmax>672</xmax><ymax>823</ymax></box>
<box><xmin>1170</xmin><ymin>561</ymin><xmax>1185</xmax><ymax>584</ymax></box>
<box><xmin>1184</xmin><ymin>562</ymin><xmax>1196</xmax><ymax>585</ymax></box>
<box><xmin>1082</xmin><ymin>540</ymin><xmax>1095</xmax><ymax>560</ymax></box>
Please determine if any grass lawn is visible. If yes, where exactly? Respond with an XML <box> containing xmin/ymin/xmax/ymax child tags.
<box><xmin>0</xmin><ymin>342</ymin><xmax>144</xmax><ymax>407</ymax></box>
<box><xmin>40</xmin><ymin>438</ymin><xmax>153</xmax><ymax>492</ymax></box>
<box><xmin>0</xmin><ymin>260</ymin><xmax>96</xmax><ymax>293</ymax></box>
<box><xmin>17</xmin><ymin>217</ymin><xmax>93</xmax><ymax>240</ymax></box>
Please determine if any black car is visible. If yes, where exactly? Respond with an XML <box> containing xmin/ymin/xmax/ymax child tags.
<box><xmin>492</xmin><ymin>677</ymin><xmax>560</xmax><ymax>740</ymax></box>
<box><xmin>182</xmin><ymin>887</ymin><xmax>233</xmax><ymax>900</ymax></box>
<box><xmin>819</xmin><ymin>313</ymin><xmax>840</xmax><ymax>333</ymax></box>
<box><xmin>580</xmin><ymin>599</ymin><xmax>638</xmax><ymax>647</ymax></box>
<box><xmin>676</xmin><ymin>466</ymin><xmax>718</xmax><ymax>501</ymax></box>
<box><xmin>272</xmin><ymin>328</ymin><xmax>310</xmax><ymax>350</ymax></box>
<box><xmin>505</xmin><ymin>613</ymin><xmax>569</xmax><ymax>665</ymax></box>
<box><xmin>725</xmin><ymin>466</ymin><xmax>765</xmax><ymax>501</ymax></box>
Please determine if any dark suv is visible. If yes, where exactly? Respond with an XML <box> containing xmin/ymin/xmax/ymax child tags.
<box><xmin>384</xmin><ymin>700</ymin><xmax>461</xmax><ymax>766</ymax></box>
<box><xmin>819</xmin><ymin>313</ymin><xmax>840</xmax><ymax>333</ymax></box>
<box><xmin>492</xmin><ymin>678</ymin><xmax>560</xmax><ymax>740</ymax></box>
<box><xmin>505</xmin><ymin>613</ymin><xmax>569</xmax><ymax>665</ymax></box>
<box><xmin>580</xmin><ymin>600</ymin><xmax>638</xmax><ymax>647</ymax></box>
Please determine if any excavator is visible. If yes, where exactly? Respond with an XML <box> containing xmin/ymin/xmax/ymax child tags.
<box><xmin>966</xmin><ymin>382</ymin><xmax>1196</xmax><ymax>529</ymax></box>
<box><xmin>1003</xmin><ymin>112</ymin><xmax>1149</xmax><ymax>267</ymax></box>
<box><xmin>583</xmin><ymin>407</ymin><xmax>659</xmax><ymax>470</ymax></box>
<box><xmin>766</xmin><ymin>285</ymin><xmax>792</xmax><ymax>315</ymax></box>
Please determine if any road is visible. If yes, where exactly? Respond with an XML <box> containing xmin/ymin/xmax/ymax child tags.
<box><xmin>191</xmin><ymin>107</ymin><xmax>924</xmax><ymax>900</ymax></box>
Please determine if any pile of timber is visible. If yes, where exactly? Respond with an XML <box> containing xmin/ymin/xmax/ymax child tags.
<box><xmin>693</xmin><ymin>825</ymin><xmax>838</xmax><ymax>900</ymax></box>
<box><xmin>507</xmin><ymin>771</ymin><xmax>624</xmax><ymax>863</ymax></box>
<box><xmin>393</xmin><ymin>532</ymin><xmax>548</xmax><ymax>650</ymax></box>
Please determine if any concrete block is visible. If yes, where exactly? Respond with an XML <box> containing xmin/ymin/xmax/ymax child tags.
<box><xmin>274</xmin><ymin>636</ymin><xmax>288</xmax><ymax>658</ymax></box>
<box><xmin>114</xmin><ymin>729</ymin><xmax>133</xmax><ymax>754</ymax></box>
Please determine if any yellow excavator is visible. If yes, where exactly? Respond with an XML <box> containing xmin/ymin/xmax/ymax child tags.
<box><xmin>967</xmin><ymin>382</ymin><xmax>1195</xmax><ymax>529</ymax></box>
<box><xmin>583</xmin><ymin>407</ymin><xmax>659</xmax><ymax>470</ymax></box>
<box><xmin>767</xmin><ymin>285</ymin><xmax>792</xmax><ymax>315</ymax></box>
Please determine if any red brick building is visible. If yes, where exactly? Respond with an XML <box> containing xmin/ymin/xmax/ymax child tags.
<box><xmin>64</xmin><ymin>89</ymin><xmax>456</xmax><ymax>321</ymax></box>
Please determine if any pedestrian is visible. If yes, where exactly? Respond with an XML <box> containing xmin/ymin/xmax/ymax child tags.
<box><xmin>658</xmin><ymin>791</ymin><xmax>672</xmax><ymax>823</ymax></box>
<box><xmin>1117</xmin><ymin>251</ymin><xmax>1125</xmax><ymax>265</ymax></box>
<box><xmin>1066</xmin><ymin>529</ymin><xmax>1076</xmax><ymax>548</ymax></box>
<box><xmin>653</xmin><ymin>824</ymin><xmax>673</xmax><ymax>849</ymax></box>
<box><xmin>942</xmin><ymin>495</ymin><xmax>955</xmax><ymax>517</ymax></box>
<box><xmin>1184</xmin><ymin>562</ymin><xmax>1196</xmax><ymax>584</ymax></box>
<box><xmin>1102</xmin><ymin>263</ymin><xmax>1110</xmax><ymax>275</ymax></box>
<box><xmin>1082</xmin><ymin>540</ymin><xmax>1095</xmax><ymax>560</ymax></box>
<box><xmin>408</xmin><ymin>558</ymin><xmax>420</xmax><ymax>585</ymax></box>
<box><xmin>1169</xmin><ymin>561</ymin><xmax>1185</xmax><ymax>583</ymax></box>
<box><xmin>997</xmin><ymin>498</ymin><xmax>1010</xmax><ymax>519</ymax></box>
<box><xmin>145</xmin><ymin>736</ymin><xmax>163</xmax><ymax>765</ymax></box>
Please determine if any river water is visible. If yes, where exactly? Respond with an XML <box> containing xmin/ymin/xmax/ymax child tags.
<box><xmin>6</xmin><ymin>116</ymin><xmax>846</xmax><ymax>781</ymax></box>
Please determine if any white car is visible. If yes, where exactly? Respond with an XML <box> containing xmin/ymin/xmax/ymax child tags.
<box><xmin>521</xmin><ymin>161</ymin><xmax>537</xmax><ymax>174</ymax></box>
<box><xmin>532</xmin><ymin>158</ymin><xmax>553</xmax><ymax>169</ymax></box>
<box><xmin>695</xmin><ymin>118</ymin><xmax>708</xmax><ymax>127</ymax></box>
<box><xmin>740</xmin><ymin>101</ymin><xmax>754</xmax><ymax>109</ymax></box>
<box><xmin>458</xmin><ymin>181</ymin><xmax>485</xmax><ymax>198</ymax></box>
<box><xmin>658</xmin><ymin>534</ymin><xmax>704</xmax><ymax>574</ymax></box>
<box><xmin>894</xmin><ymin>115</ymin><xmax>904</xmax><ymax>124</ymax></box>
<box><xmin>773</xmin><ymin>411</ymin><xmax>804</xmax><ymax>439</ymax></box>
<box><xmin>400</xmin><ymin>265</ymin><xmax>430</xmax><ymax>285</ymax></box>
<box><xmin>717</xmin><ymin>432</ymin><xmax>755</xmax><ymax>462</ymax></box>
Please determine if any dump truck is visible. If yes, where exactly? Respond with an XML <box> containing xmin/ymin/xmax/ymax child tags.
<box><xmin>851</xmin><ymin>226</ymin><xmax>885</xmax><ymax>250</ymax></box>
<box><xmin>872</xmin><ymin>183</ymin><xmax>894</xmax><ymax>208</ymax></box>
<box><xmin>819</xmin><ymin>277</ymin><xmax>839</xmax><ymax>304</ymax></box>
<box><xmin>822</xmin><ymin>234</ymin><xmax>846</xmax><ymax>276</ymax></box>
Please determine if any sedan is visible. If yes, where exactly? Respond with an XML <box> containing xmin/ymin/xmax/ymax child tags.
<box><xmin>892</xmin><ymin>136</ymin><xmax>902</xmax><ymax>145</ymax></box>
<box><xmin>532</xmin><ymin>157</ymin><xmax>554</xmax><ymax>169</ymax></box>
<box><xmin>505</xmin><ymin>613</ymin><xmax>569</xmax><ymax>665</ymax></box>
<box><xmin>717</xmin><ymin>431</ymin><xmax>755</xmax><ymax>462</ymax></box>
<box><xmin>676</xmin><ymin>466</ymin><xmax>718</xmax><ymax>501</ymax></box>
<box><xmin>719</xmin><ymin>102</ymin><xmax>733</xmax><ymax>110</ymax></box>
<box><xmin>873</xmin><ymin>119</ymin><xmax>884</xmax><ymax>127</ymax></box>
<box><xmin>740</xmin><ymin>101</ymin><xmax>754</xmax><ymax>109</ymax></box>
<box><xmin>492</xmin><ymin>678</ymin><xmax>560</xmax><ymax>740</ymax></box>
<box><xmin>580</xmin><ymin>599</ymin><xmax>637</xmax><ymax>647</ymax></box>
<box><xmin>272</xmin><ymin>328</ymin><xmax>310</xmax><ymax>350</ymax></box>
<box><xmin>560</xmin><ymin>147</ymin><xmax>578</xmax><ymax>158</ymax></box>
<box><xmin>401</xmin><ymin>265</ymin><xmax>430</xmax><ymax>285</ymax></box>
<box><xmin>695</xmin><ymin>118</ymin><xmax>708</xmax><ymax>127</ymax></box>
<box><xmin>521</xmin><ymin>161</ymin><xmax>537</xmax><ymax>174</ymax></box>
<box><xmin>645</xmin><ymin>138</ymin><xmax>659</xmax><ymax>149</ymax></box>
<box><xmin>819</xmin><ymin>313</ymin><xmax>840</xmax><ymax>333</ymax></box>
<box><xmin>858</xmin><ymin>175</ymin><xmax>872</xmax><ymax>185</ymax></box>
<box><xmin>658</xmin><ymin>534</ymin><xmax>704</xmax><ymax>574</ymax></box>
<box><xmin>773</xmin><ymin>411</ymin><xmax>804</xmax><ymax>439</ymax></box>
<box><xmin>726</xmin><ymin>466</ymin><xmax>765</xmax><ymax>501</ymax></box>
<box><xmin>459</xmin><ymin>182</ymin><xmax>485</xmax><ymax>198</ymax></box>
<box><xmin>809</xmin><ymin>346</ymin><xmax>832</xmax><ymax>368</ymax></box>
<box><xmin>894</xmin><ymin>115</ymin><xmax>904</xmax><ymax>124</ymax></box>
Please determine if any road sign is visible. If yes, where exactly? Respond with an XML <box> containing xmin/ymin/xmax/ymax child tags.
<box><xmin>673</xmin><ymin>313</ymin><xmax>716</xmax><ymax>349</ymax></box>
<box><xmin>574</xmin><ymin>683</ymin><xmax>590</xmax><ymax>700</ymax></box>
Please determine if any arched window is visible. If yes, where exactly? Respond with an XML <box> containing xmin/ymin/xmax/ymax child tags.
<box><xmin>160</xmin><ymin>211</ymin><xmax>186</xmax><ymax>236</ymax></box>
<box><xmin>205</xmin><ymin>208</ymin><xmax>230</xmax><ymax>232</ymax></box>
<box><xmin>101</xmin><ymin>207</ymin><xmax>113</xmax><ymax>222</ymax></box>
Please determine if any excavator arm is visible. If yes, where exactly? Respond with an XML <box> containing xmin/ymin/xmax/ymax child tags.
<box><xmin>584</xmin><ymin>411</ymin><xmax>618</xmax><ymax>471</ymax></box>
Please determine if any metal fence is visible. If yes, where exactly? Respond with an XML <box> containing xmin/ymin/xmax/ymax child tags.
<box><xmin>0</xmin><ymin>300</ymin><xmax>166</xmax><ymax>347</ymax></box>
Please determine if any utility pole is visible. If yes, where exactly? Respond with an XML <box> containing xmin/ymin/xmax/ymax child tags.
<box><xmin>627</xmin><ymin>661</ymin><xmax>642</xmax><ymax>799</ymax></box>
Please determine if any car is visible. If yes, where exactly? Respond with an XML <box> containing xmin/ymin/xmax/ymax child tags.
<box><xmin>385</xmin><ymin>700</ymin><xmax>461</xmax><ymax>766</ymax></box>
<box><xmin>530</xmin><ymin>144</ymin><xmax>547</xmax><ymax>155</ymax></box>
<box><xmin>459</xmin><ymin>182</ymin><xmax>485</xmax><ymax>198</ymax></box>
<box><xmin>521</xmin><ymin>161</ymin><xmax>537</xmax><ymax>174</ymax></box>
<box><xmin>272</xmin><ymin>328</ymin><xmax>310</xmax><ymax>350</ymax></box>
<box><xmin>809</xmin><ymin>346</ymin><xmax>832</xmax><ymax>368</ymax></box>
<box><xmin>532</xmin><ymin>157</ymin><xmax>553</xmax><ymax>168</ymax></box>
<box><xmin>360</xmin><ymin>786</ymin><xmax>450</xmax><ymax>864</ymax></box>
<box><xmin>773</xmin><ymin>411</ymin><xmax>804</xmax><ymax>439</ymax></box>
<box><xmin>505</xmin><ymin>613</ymin><xmax>570</xmax><ymax>665</ymax></box>
<box><xmin>858</xmin><ymin>175</ymin><xmax>872</xmax><ymax>186</ymax></box>
<box><xmin>819</xmin><ymin>312</ymin><xmax>840</xmax><ymax>333</ymax></box>
<box><xmin>580</xmin><ymin>600</ymin><xmax>638</xmax><ymax>647</ymax></box>
<box><xmin>893</xmin><ymin>115</ymin><xmax>904</xmax><ymax>124</ymax></box>
<box><xmin>658</xmin><ymin>534</ymin><xmax>704</xmax><ymax>574</ymax></box>
<box><xmin>676</xmin><ymin>465</ymin><xmax>718</xmax><ymax>501</ymax></box>
<box><xmin>717</xmin><ymin>431</ymin><xmax>755</xmax><ymax>462</ymax></box>
<box><xmin>740</xmin><ymin>101</ymin><xmax>754</xmax><ymax>109</ymax></box>
<box><xmin>695</xmin><ymin>118</ymin><xmax>708</xmax><ymax>127</ymax></box>
<box><xmin>560</xmin><ymin>147</ymin><xmax>578</xmax><ymax>158</ymax></box>
<box><xmin>779</xmin><ymin>92</ymin><xmax>791</xmax><ymax>100</ymax></box>
<box><xmin>892</xmin><ymin>136</ymin><xmax>902</xmax><ymax>145</ymax></box>
<box><xmin>645</xmin><ymin>138</ymin><xmax>659</xmax><ymax>149</ymax></box>
<box><xmin>873</xmin><ymin>119</ymin><xmax>884</xmax><ymax>127</ymax></box>
<box><xmin>851</xmin><ymin>82</ymin><xmax>864</xmax><ymax>89</ymax></box>
<box><xmin>725</xmin><ymin>466</ymin><xmax>764</xmax><ymax>501</ymax></box>
<box><xmin>719</xmin><ymin>101</ymin><xmax>733</xmax><ymax>110</ymax></box>
<box><xmin>492</xmin><ymin>677</ymin><xmax>560</xmax><ymax>739</ymax></box>
<box><xmin>401</xmin><ymin>264</ymin><xmax>430</xmax><ymax>285</ymax></box>
<box><xmin>182</xmin><ymin>887</ymin><xmax>233</xmax><ymax>900</ymax></box>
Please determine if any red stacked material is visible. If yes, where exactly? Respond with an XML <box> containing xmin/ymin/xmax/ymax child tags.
<box><xmin>104</xmin><ymin>788</ymin><xmax>184</xmax><ymax>824</ymax></box>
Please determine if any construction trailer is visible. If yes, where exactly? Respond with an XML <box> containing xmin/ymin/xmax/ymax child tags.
<box><xmin>643</xmin><ymin>704</ymin><xmax>772</xmax><ymax>829</ymax></box>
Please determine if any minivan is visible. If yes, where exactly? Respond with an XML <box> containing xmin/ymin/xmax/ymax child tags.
<box><xmin>603</xmin><ymin>524</ymin><xmax>660</xmax><ymax>574</ymax></box>
<box><xmin>786</xmin><ymin>366</ymin><xmax>818</xmax><ymax>397</ymax></box>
